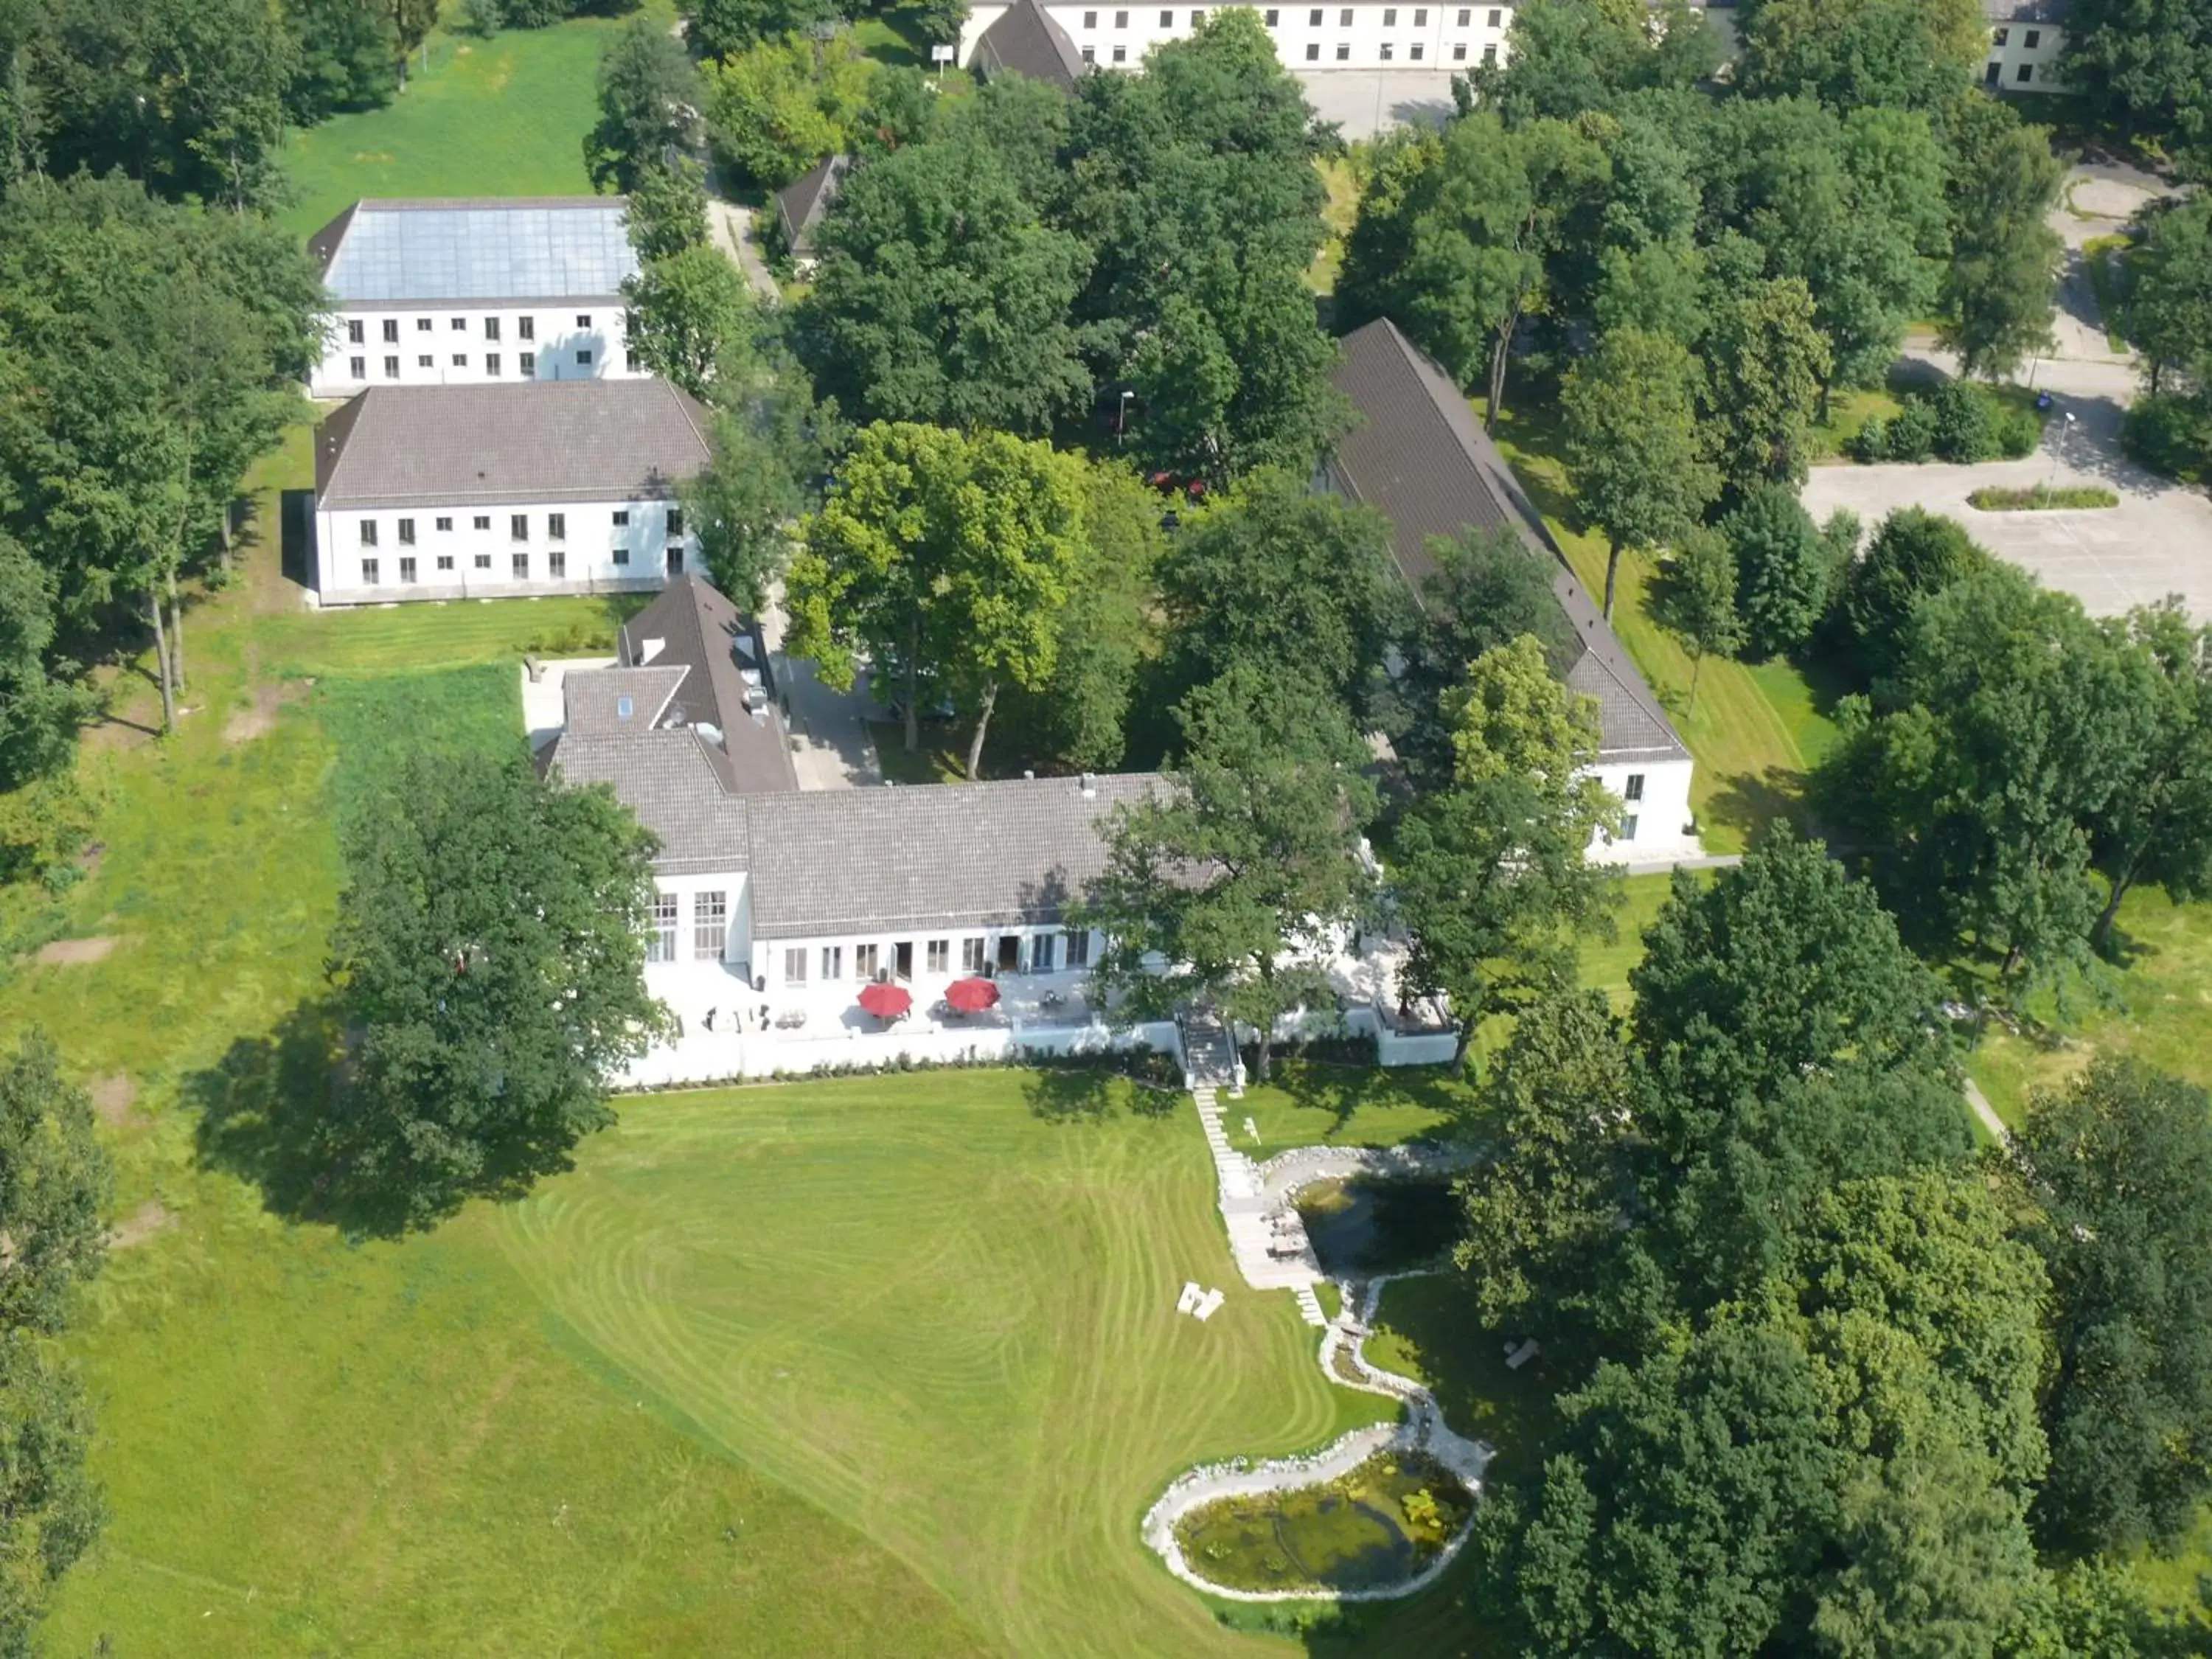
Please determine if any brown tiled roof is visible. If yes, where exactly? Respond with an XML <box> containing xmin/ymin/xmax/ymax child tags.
<box><xmin>314</xmin><ymin>380</ymin><xmax>714</xmax><ymax>509</ymax></box>
<box><xmin>776</xmin><ymin>155</ymin><xmax>849</xmax><ymax>255</ymax></box>
<box><xmin>1330</xmin><ymin>318</ymin><xmax>1689</xmax><ymax>765</ymax></box>
<box><xmin>619</xmin><ymin>574</ymin><xmax>799</xmax><ymax>797</ymax></box>
<box><xmin>975</xmin><ymin>0</ymin><xmax>1085</xmax><ymax>91</ymax></box>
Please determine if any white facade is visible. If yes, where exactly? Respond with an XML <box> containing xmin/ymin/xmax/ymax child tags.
<box><xmin>309</xmin><ymin>304</ymin><xmax>640</xmax><ymax>400</ymax></box>
<box><xmin>960</xmin><ymin>0</ymin><xmax>1514</xmax><ymax>72</ymax></box>
<box><xmin>313</xmin><ymin>495</ymin><xmax>694</xmax><ymax>605</ymax></box>
<box><xmin>1984</xmin><ymin>19</ymin><xmax>2067</xmax><ymax>93</ymax></box>
<box><xmin>1588</xmin><ymin>756</ymin><xmax>1700</xmax><ymax>867</ymax></box>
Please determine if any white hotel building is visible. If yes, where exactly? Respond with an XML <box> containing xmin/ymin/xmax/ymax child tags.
<box><xmin>310</xmin><ymin>378</ymin><xmax>711</xmax><ymax>606</ymax></box>
<box><xmin>305</xmin><ymin>198</ymin><xmax>647</xmax><ymax>400</ymax></box>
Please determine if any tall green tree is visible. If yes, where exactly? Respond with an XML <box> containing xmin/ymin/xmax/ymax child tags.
<box><xmin>1835</xmin><ymin>507</ymin><xmax>1992</xmax><ymax>685</ymax></box>
<box><xmin>1721</xmin><ymin>483</ymin><xmax>1838</xmax><ymax>661</ymax></box>
<box><xmin>1736</xmin><ymin>0</ymin><xmax>1986</xmax><ymax>111</ymax></box>
<box><xmin>0</xmin><ymin>1032</ymin><xmax>113</xmax><ymax>1337</ymax></box>
<box><xmin>1939</xmin><ymin>103</ymin><xmax>2065</xmax><ymax>380</ymax></box>
<box><xmin>2058</xmin><ymin>0</ymin><xmax>2212</xmax><ymax>163</ymax></box>
<box><xmin>1560</xmin><ymin>327</ymin><xmax>1719</xmax><ymax>619</ymax></box>
<box><xmin>0</xmin><ymin>1329</ymin><xmax>103</xmax><ymax>1659</ymax></box>
<box><xmin>623</xmin><ymin>242</ymin><xmax>755</xmax><ymax>397</ymax></box>
<box><xmin>1701</xmin><ymin>274</ymin><xmax>1834</xmax><ymax>493</ymax></box>
<box><xmin>0</xmin><ymin>535</ymin><xmax>93</xmax><ymax>791</ymax></box>
<box><xmin>1077</xmin><ymin>664</ymin><xmax>1379</xmax><ymax>1082</ymax></box>
<box><xmin>1653</xmin><ymin>530</ymin><xmax>1742</xmax><ymax>716</ymax></box>
<box><xmin>787</xmin><ymin>422</ymin><xmax>1090</xmax><ymax>773</ymax></box>
<box><xmin>621</xmin><ymin>158</ymin><xmax>711</xmax><ymax>263</ymax></box>
<box><xmin>1394</xmin><ymin>638</ymin><xmax>1619</xmax><ymax>1069</ymax></box>
<box><xmin>797</xmin><ymin>135</ymin><xmax>1091</xmax><ymax>435</ymax></box>
<box><xmin>2003</xmin><ymin>1060</ymin><xmax>2212</xmax><ymax>1555</ymax></box>
<box><xmin>327</xmin><ymin>752</ymin><xmax>669</xmax><ymax>1231</ymax></box>
<box><xmin>686</xmin><ymin>0</ymin><xmax>839</xmax><ymax>61</ymax></box>
<box><xmin>587</xmin><ymin>18</ymin><xmax>704</xmax><ymax>194</ymax></box>
<box><xmin>2126</xmin><ymin>194</ymin><xmax>2212</xmax><ymax>395</ymax></box>
<box><xmin>2082</xmin><ymin>603</ymin><xmax>2212</xmax><ymax>943</ymax></box>
<box><xmin>678</xmin><ymin>350</ymin><xmax>825</xmax><ymax>611</ymax></box>
<box><xmin>701</xmin><ymin>27</ymin><xmax>870</xmax><ymax>189</ymax></box>
<box><xmin>285</xmin><ymin>0</ymin><xmax>400</xmax><ymax>123</ymax></box>
<box><xmin>1154</xmin><ymin>468</ymin><xmax>1403</xmax><ymax>718</ymax></box>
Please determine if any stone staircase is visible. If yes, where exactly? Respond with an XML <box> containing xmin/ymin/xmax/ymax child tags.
<box><xmin>1293</xmin><ymin>1284</ymin><xmax>1327</xmax><ymax>1327</ymax></box>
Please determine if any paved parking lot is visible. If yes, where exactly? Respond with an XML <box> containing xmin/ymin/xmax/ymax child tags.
<box><xmin>1295</xmin><ymin>69</ymin><xmax>1456</xmax><ymax>138</ymax></box>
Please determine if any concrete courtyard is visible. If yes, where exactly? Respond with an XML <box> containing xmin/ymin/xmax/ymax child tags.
<box><xmin>1294</xmin><ymin>68</ymin><xmax>1457</xmax><ymax>138</ymax></box>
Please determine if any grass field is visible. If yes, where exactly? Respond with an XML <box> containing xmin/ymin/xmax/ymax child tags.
<box><xmin>1487</xmin><ymin>400</ymin><xmax>1843</xmax><ymax>855</ymax></box>
<box><xmin>278</xmin><ymin>6</ymin><xmax>672</xmax><ymax>239</ymax></box>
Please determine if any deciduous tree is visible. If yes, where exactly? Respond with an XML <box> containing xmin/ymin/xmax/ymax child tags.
<box><xmin>622</xmin><ymin>241</ymin><xmax>755</xmax><ymax>396</ymax></box>
<box><xmin>1939</xmin><ymin>105</ymin><xmax>2065</xmax><ymax>380</ymax></box>
<box><xmin>1721</xmin><ymin>484</ymin><xmax>1837</xmax><ymax>660</ymax></box>
<box><xmin>1653</xmin><ymin>530</ymin><xmax>1742</xmax><ymax>715</ymax></box>
<box><xmin>1701</xmin><ymin>274</ymin><xmax>1833</xmax><ymax>493</ymax></box>
<box><xmin>701</xmin><ymin>27</ymin><xmax>870</xmax><ymax>189</ymax></box>
<box><xmin>0</xmin><ymin>1031</ymin><xmax>112</xmax><ymax>1335</ymax></box>
<box><xmin>587</xmin><ymin>18</ymin><xmax>703</xmax><ymax>194</ymax></box>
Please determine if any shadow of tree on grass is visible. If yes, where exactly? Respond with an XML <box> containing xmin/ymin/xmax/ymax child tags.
<box><xmin>1021</xmin><ymin>1065</ymin><xmax>1178</xmax><ymax>1123</ymax></box>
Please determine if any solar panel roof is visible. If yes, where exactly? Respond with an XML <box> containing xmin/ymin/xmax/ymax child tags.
<box><xmin>321</xmin><ymin>200</ymin><xmax>641</xmax><ymax>304</ymax></box>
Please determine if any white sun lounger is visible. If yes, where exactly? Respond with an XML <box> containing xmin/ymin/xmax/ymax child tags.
<box><xmin>1193</xmin><ymin>1288</ymin><xmax>1225</xmax><ymax>1322</ymax></box>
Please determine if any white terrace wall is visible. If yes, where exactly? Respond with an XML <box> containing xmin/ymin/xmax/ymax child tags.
<box><xmin>314</xmin><ymin>496</ymin><xmax>695</xmax><ymax>605</ymax></box>
<box><xmin>310</xmin><ymin>304</ymin><xmax>640</xmax><ymax>398</ymax></box>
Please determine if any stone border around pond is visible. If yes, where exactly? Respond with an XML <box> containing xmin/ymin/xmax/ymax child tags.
<box><xmin>1141</xmin><ymin>1272</ymin><xmax>1493</xmax><ymax>1604</ymax></box>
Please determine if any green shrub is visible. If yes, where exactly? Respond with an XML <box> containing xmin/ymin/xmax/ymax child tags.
<box><xmin>1928</xmin><ymin>381</ymin><xmax>1999</xmax><ymax>462</ymax></box>
<box><xmin>2122</xmin><ymin>392</ymin><xmax>2212</xmax><ymax>481</ymax></box>
<box><xmin>1885</xmin><ymin>398</ymin><xmax>1939</xmax><ymax>462</ymax></box>
<box><xmin>1847</xmin><ymin>386</ymin><xmax>2041</xmax><ymax>465</ymax></box>
<box><xmin>1996</xmin><ymin>407</ymin><xmax>2043</xmax><ymax>459</ymax></box>
<box><xmin>1967</xmin><ymin>484</ymin><xmax>2121</xmax><ymax>511</ymax></box>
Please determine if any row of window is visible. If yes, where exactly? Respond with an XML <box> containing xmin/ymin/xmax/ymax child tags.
<box><xmin>345</xmin><ymin>349</ymin><xmax>634</xmax><ymax>380</ymax></box>
<box><xmin>359</xmin><ymin>552</ymin><xmax>599</xmax><ymax>585</ymax></box>
<box><xmin>1086</xmin><ymin>35</ymin><xmax>1487</xmax><ymax>58</ymax></box>
<box><xmin>779</xmin><ymin>931</ymin><xmax>1094</xmax><ymax>984</ymax></box>
<box><xmin>359</xmin><ymin>509</ymin><xmax>681</xmax><ymax>547</ymax></box>
<box><xmin>347</xmin><ymin>313</ymin><xmax>592</xmax><ymax>346</ymax></box>
<box><xmin>1078</xmin><ymin>4</ymin><xmax>1500</xmax><ymax>24</ymax></box>
<box><xmin>1989</xmin><ymin>26</ymin><xmax>2045</xmax><ymax>49</ymax></box>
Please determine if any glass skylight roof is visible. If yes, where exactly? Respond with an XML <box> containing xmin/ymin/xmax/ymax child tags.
<box><xmin>325</xmin><ymin>204</ymin><xmax>640</xmax><ymax>303</ymax></box>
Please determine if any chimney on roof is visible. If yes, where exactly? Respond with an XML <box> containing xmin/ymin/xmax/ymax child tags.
<box><xmin>1023</xmin><ymin>769</ymin><xmax>1035</xmax><ymax>780</ymax></box>
<box><xmin>1080</xmin><ymin>772</ymin><xmax>1097</xmax><ymax>799</ymax></box>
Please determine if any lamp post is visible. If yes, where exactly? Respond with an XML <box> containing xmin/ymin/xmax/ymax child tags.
<box><xmin>1116</xmin><ymin>389</ymin><xmax>1134</xmax><ymax>447</ymax></box>
<box><xmin>2049</xmin><ymin>410</ymin><xmax>2076</xmax><ymax>489</ymax></box>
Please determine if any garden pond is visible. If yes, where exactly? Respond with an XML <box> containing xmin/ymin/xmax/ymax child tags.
<box><xmin>1169</xmin><ymin>1453</ymin><xmax>1472</xmax><ymax>1596</ymax></box>
<box><xmin>1294</xmin><ymin>1177</ymin><xmax>1461</xmax><ymax>1276</ymax></box>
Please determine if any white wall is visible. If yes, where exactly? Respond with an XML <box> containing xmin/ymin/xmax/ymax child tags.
<box><xmin>1983</xmin><ymin>21</ymin><xmax>2067</xmax><ymax>93</ymax></box>
<box><xmin>1588</xmin><ymin>755</ymin><xmax>1697</xmax><ymax>863</ymax></box>
<box><xmin>309</xmin><ymin>303</ymin><xmax>641</xmax><ymax>399</ymax></box>
<box><xmin>960</xmin><ymin>0</ymin><xmax>1512</xmax><ymax>71</ymax></box>
<box><xmin>754</xmin><ymin>922</ymin><xmax>1103</xmax><ymax>1002</ymax></box>
<box><xmin>313</xmin><ymin>495</ymin><xmax>693</xmax><ymax>604</ymax></box>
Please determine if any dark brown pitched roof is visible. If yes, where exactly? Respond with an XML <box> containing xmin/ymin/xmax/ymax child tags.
<box><xmin>618</xmin><ymin>573</ymin><xmax>800</xmax><ymax>797</ymax></box>
<box><xmin>975</xmin><ymin>0</ymin><xmax>1085</xmax><ymax>91</ymax></box>
<box><xmin>776</xmin><ymin>154</ymin><xmax>849</xmax><ymax>255</ymax></box>
<box><xmin>313</xmin><ymin>380</ymin><xmax>714</xmax><ymax>509</ymax></box>
<box><xmin>1329</xmin><ymin>317</ymin><xmax>1689</xmax><ymax>765</ymax></box>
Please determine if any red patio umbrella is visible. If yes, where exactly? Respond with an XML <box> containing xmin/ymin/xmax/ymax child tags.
<box><xmin>945</xmin><ymin>976</ymin><xmax>1000</xmax><ymax>1013</ymax></box>
<box><xmin>858</xmin><ymin>981</ymin><xmax>912</xmax><ymax>1020</ymax></box>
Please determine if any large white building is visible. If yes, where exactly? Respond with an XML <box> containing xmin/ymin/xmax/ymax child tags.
<box><xmin>1982</xmin><ymin>0</ymin><xmax>2069</xmax><ymax>92</ymax></box>
<box><xmin>962</xmin><ymin>0</ymin><xmax>1517</xmax><ymax>77</ymax></box>
<box><xmin>310</xmin><ymin>378</ymin><xmax>712</xmax><ymax>606</ymax></box>
<box><xmin>1326</xmin><ymin>318</ymin><xmax>1700</xmax><ymax>866</ymax></box>
<box><xmin>305</xmin><ymin>198</ymin><xmax>646</xmax><ymax>400</ymax></box>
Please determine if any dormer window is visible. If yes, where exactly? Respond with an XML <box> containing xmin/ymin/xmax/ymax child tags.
<box><xmin>617</xmin><ymin>695</ymin><xmax>634</xmax><ymax>721</ymax></box>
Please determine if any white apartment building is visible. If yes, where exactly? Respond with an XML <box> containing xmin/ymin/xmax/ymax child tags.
<box><xmin>305</xmin><ymin>198</ymin><xmax>646</xmax><ymax>400</ymax></box>
<box><xmin>962</xmin><ymin>0</ymin><xmax>1514</xmax><ymax>74</ymax></box>
<box><xmin>1983</xmin><ymin>0</ymin><xmax>2069</xmax><ymax>92</ymax></box>
<box><xmin>310</xmin><ymin>378</ymin><xmax>712</xmax><ymax>606</ymax></box>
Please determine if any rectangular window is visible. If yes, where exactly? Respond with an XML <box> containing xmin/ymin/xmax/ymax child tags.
<box><xmin>383</xmin><ymin>356</ymin><xmax>399</xmax><ymax>378</ymax></box>
<box><xmin>1032</xmin><ymin>933</ymin><xmax>1057</xmax><ymax>972</ymax></box>
<box><xmin>451</xmin><ymin>316</ymin><xmax>467</xmax><ymax>331</ymax></box>
<box><xmin>576</xmin><ymin>313</ymin><xmax>593</xmax><ymax>328</ymax></box>
<box><xmin>1082</xmin><ymin>43</ymin><xmax>1096</xmax><ymax>59</ymax></box>
<box><xmin>1413</xmin><ymin>7</ymin><xmax>1425</xmax><ymax>22</ymax></box>
<box><xmin>821</xmin><ymin>945</ymin><xmax>844</xmax><ymax>981</ymax></box>
<box><xmin>1113</xmin><ymin>7</ymin><xmax>1127</xmax><ymax>22</ymax></box>
<box><xmin>2017</xmin><ymin>61</ymin><xmax>2032</xmax><ymax>80</ymax></box>
<box><xmin>519</xmin><ymin>316</ymin><xmax>535</xmax><ymax>341</ymax></box>
<box><xmin>961</xmin><ymin>937</ymin><xmax>987</xmax><ymax>972</ymax></box>
<box><xmin>855</xmin><ymin>943</ymin><xmax>880</xmax><ymax>980</ymax></box>
<box><xmin>520</xmin><ymin>352</ymin><xmax>536</xmax><ymax>376</ymax></box>
<box><xmin>512</xmin><ymin>554</ymin><xmax>529</xmax><ymax>580</ymax></box>
<box><xmin>451</xmin><ymin>354</ymin><xmax>467</xmax><ymax>369</ymax></box>
<box><xmin>1306</xmin><ymin>40</ymin><xmax>1319</xmax><ymax>56</ymax></box>
<box><xmin>1486</xmin><ymin>5</ymin><xmax>1500</xmax><ymax>22</ymax></box>
<box><xmin>435</xmin><ymin>554</ymin><xmax>453</xmax><ymax>572</ymax></box>
<box><xmin>648</xmin><ymin>892</ymin><xmax>678</xmax><ymax>962</ymax></box>
<box><xmin>347</xmin><ymin>319</ymin><xmax>365</xmax><ymax>344</ymax></box>
<box><xmin>417</xmin><ymin>317</ymin><xmax>433</xmax><ymax>332</ymax></box>
<box><xmin>484</xmin><ymin>318</ymin><xmax>501</xmax><ymax>342</ymax></box>
<box><xmin>1159</xmin><ymin>8</ymin><xmax>1171</xmax><ymax>23</ymax></box>
<box><xmin>613</xmin><ymin>546</ymin><xmax>631</xmax><ymax>566</ymax></box>
<box><xmin>1083</xmin><ymin>7</ymin><xmax>1096</xmax><ymax>22</ymax></box>
<box><xmin>397</xmin><ymin>518</ymin><xmax>416</xmax><ymax>545</ymax></box>
<box><xmin>2025</xmin><ymin>28</ymin><xmax>2041</xmax><ymax>46</ymax></box>
<box><xmin>511</xmin><ymin>514</ymin><xmax>529</xmax><ymax>541</ymax></box>
<box><xmin>1340</xmin><ymin>5</ymin><xmax>1351</xmax><ymax>21</ymax></box>
<box><xmin>473</xmin><ymin>552</ymin><xmax>491</xmax><ymax>570</ymax></box>
<box><xmin>381</xmin><ymin>319</ymin><xmax>398</xmax><ymax>344</ymax></box>
<box><xmin>1112</xmin><ymin>42</ymin><xmax>1127</xmax><ymax>58</ymax></box>
<box><xmin>486</xmin><ymin>354</ymin><xmax>501</xmax><ymax>376</ymax></box>
<box><xmin>1410</xmin><ymin>41</ymin><xmax>1422</xmax><ymax>58</ymax></box>
<box><xmin>1309</xmin><ymin>5</ymin><xmax>1321</xmax><ymax>19</ymax></box>
<box><xmin>435</xmin><ymin>515</ymin><xmax>453</xmax><ymax>532</ymax></box>
<box><xmin>349</xmin><ymin>355</ymin><xmax>365</xmax><ymax>379</ymax></box>
<box><xmin>417</xmin><ymin>355</ymin><xmax>434</xmax><ymax>368</ymax></box>
<box><xmin>1065</xmin><ymin>930</ymin><xmax>1091</xmax><ymax>968</ymax></box>
<box><xmin>693</xmin><ymin>891</ymin><xmax>727</xmax><ymax>959</ymax></box>
<box><xmin>359</xmin><ymin>521</ymin><xmax>378</xmax><ymax>547</ymax></box>
<box><xmin>473</xmin><ymin>515</ymin><xmax>490</xmax><ymax>531</ymax></box>
<box><xmin>1456</xmin><ymin>6</ymin><xmax>1468</xmax><ymax>21</ymax></box>
<box><xmin>576</xmin><ymin>349</ymin><xmax>594</xmax><ymax>366</ymax></box>
<box><xmin>667</xmin><ymin>508</ymin><xmax>684</xmax><ymax>535</ymax></box>
<box><xmin>1621</xmin><ymin>815</ymin><xmax>1639</xmax><ymax>842</ymax></box>
<box><xmin>1452</xmin><ymin>41</ymin><xmax>1466</xmax><ymax>58</ymax></box>
<box><xmin>1382</xmin><ymin>7</ymin><xmax>1395</xmax><ymax>23</ymax></box>
<box><xmin>1482</xmin><ymin>41</ymin><xmax>1496</xmax><ymax>61</ymax></box>
<box><xmin>361</xmin><ymin>557</ymin><xmax>380</xmax><ymax>585</ymax></box>
<box><xmin>1624</xmin><ymin>773</ymin><xmax>1645</xmax><ymax>801</ymax></box>
<box><xmin>784</xmin><ymin>945</ymin><xmax>807</xmax><ymax>984</ymax></box>
<box><xmin>546</xmin><ymin>551</ymin><xmax>566</xmax><ymax>580</ymax></box>
<box><xmin>1191</xmin><ymin>7</ymin><xmax>1204</xmax><ymax>21</ymax></box>
<box><xmin>1335</xmin><ymin>41</ymin><xmax>1349</xmax><ymax>57</ymax></box>
<box><xmin>1992</xmin><ymin>25</ymin><xmax>2009</xmax><ymax>45</ymax></box>
<box><xmin>927</xmin><ymin>939</ymin><xmax>950</xmax><ymax>974</ymax></box>
<box><xmin>398</xmin><ymin>557</ymin><xmax>417</xmax><ymax>584</ymax></box>
<box><xmin>547</xmin><ymin>512</ymin><xmax>566</xmax><ymax>540</ymax></box>
<box><xmin>1380</xmin><ymin>41</ymin><xmax>1393</xmax><ymax>58</ymax></box>
<box><xmin>1265</xmin><ymin>7</ymin><xmax>1278</xmax><ymax>21</ymax></box>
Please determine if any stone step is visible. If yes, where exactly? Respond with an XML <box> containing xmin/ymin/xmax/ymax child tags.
<box><xmin>1294</xmin><ymin>1286</ymin><xmax>1327</xmax><ymax>1326</ymax></box>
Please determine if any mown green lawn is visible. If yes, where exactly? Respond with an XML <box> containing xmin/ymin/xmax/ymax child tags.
<box><xmin>279</xmin><ymin>6</ymin><xmax>674</xmax><ymax>239</ymax></box>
